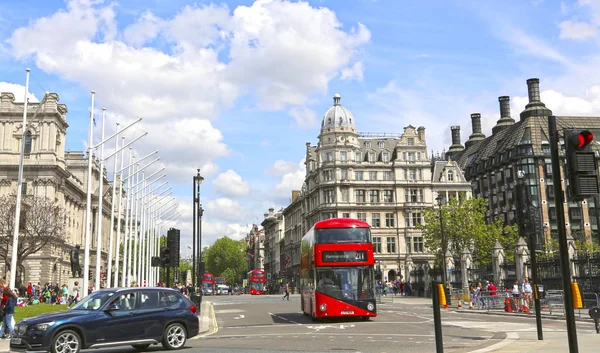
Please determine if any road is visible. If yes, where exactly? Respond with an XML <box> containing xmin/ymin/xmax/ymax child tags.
<box><xmin>18</xmin><ymin>294</ymin><xmax>597</xmax><ymax>353</ymax></box>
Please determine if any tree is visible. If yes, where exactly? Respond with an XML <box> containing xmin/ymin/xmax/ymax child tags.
<box><xmin>418</xmin><ymin>197</ymin><xmax>519</xmax><ymax>266</ymax></box>
<box><xmin>205</xmin><ymin>237</ymin><xmax>246</xmax><ymax>284</ymax></box>
<box><xmin>0</xmin><ymin>194</ymin><xmax>66</xmax><ymax>285</ymax></box>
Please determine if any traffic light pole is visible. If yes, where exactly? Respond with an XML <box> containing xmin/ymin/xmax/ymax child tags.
<box><xmin>548</xmin><ymin>115</ymin><xmax>578</xmax><ymax>353</ymax></box>
<box><xmin>166</xmin><ymin>266</ymin><xmax>171</xmax><ymax>288</ymax></box>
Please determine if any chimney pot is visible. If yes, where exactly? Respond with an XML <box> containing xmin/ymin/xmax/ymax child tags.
<box><xmin>499</xmin><ymin>96</ymin><xmax>511</xmax><ymax>118</ymax></box>
<box><xmin>470</xmin><ymin>114</ymin><xmax>482</xmax><ymax>134</ymax></box>
<box><xmin>526</xmin><ymin>78</ymin><xmax>541</xmax><ymax>102</ymax></box>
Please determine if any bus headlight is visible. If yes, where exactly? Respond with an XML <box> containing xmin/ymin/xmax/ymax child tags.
<box><xmin>367</xmin><ymin>303</ymin><xmax>374</xmax><ymax>311</ymax></box>
<box><xmin>319</xmin><ymin>304</ymin><xmax>327</xmax><ymax>312</ymax></box>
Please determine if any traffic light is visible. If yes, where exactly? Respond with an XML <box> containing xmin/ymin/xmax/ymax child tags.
<box><xmin>167</xmin><ymin>228</ymin><xmax>181</xmax><ymax>268</ymax></box>
<box><xmin>565</xmin><ymin>129</ymin><xmax>599</xmax><ymax>200</ymax></box>
<box><xmin>160</xmin><ymin>247</ymin><xmax>170</xmax><ymax>267</ymax></box>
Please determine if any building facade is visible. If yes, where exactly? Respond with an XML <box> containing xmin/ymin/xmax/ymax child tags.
<box><xmin>0</xmin><ymin>92</ymin><xmax>124</xmax><ymax>287</ymax></box>
<box><xmin>271</xmin><ymin>94</ymin><xmax>471</xmax><ymax>285</ymax></box>
<box><xmin>260</xmin><ymin>207</ymin><xmax>285</xmax><ymax>287</ymax></box>
<box><xmin>447</xmin><ymin>78</ymin><xmax>600</xmax><ymax>247</ymax></box>
<box><xmin>245</xmin><ymin>225</ymin><xmax>264</xmax><ymax>274</ymax></box>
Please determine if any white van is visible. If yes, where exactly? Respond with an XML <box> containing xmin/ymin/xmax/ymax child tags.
<box><xmin>217</xmin><ymin>284</ymin><xmax>230</xmax><ymax>295</ymax></box>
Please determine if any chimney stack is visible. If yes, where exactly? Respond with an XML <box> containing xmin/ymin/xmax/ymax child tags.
<box><xmin>520</xmin><ymin>78</ymin><xmax>552</xmax><ymax>121</ymax></box>
<box><xmin>447</xmin><ymin>126</ymin><xmax>464</xmax><ymax>156</ymax></box>
<box><xmin>292</xmin><ymin>190</ymin><xmax>301</xmax><ymax>202</ymax></box>
<box><xmin>492</xmin><ymin>96</ymin><xmax>516</xmax><ymax>134</ymax></box>
<box><xmin>268</xmin><ymin>207</ymin><xmax>274</xmax><ymax>216</ymax></box>
<box><xmin>465</xmin><ymin>113</ymin><xmax>486</xmax><ymax>149</ymax></box>
<box><xmin>417</xmin><ymin>126</ymin><xmax>426</xmax><ymax>142</ymax></box>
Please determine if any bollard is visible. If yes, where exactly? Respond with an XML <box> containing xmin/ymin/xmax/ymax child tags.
<box><xmin>589</xmin><ymin>307</ymin><xmax>600</xmax><ymax>334</ymax></box>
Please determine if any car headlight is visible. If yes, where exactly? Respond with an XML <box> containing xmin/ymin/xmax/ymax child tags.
<box><xmin>319</xmin><ymin>304</ymin><xmax>327</xmax><ymax>312</ymax></box>
<box><xmin>367</xmin><ymin>303</ymin><xmax>375</xmax><ymax>311</ymax></box>
<box><xmin>33</xmin><ymin>322</ymin><xmax>56</xmax><ymax>331</ymax></box>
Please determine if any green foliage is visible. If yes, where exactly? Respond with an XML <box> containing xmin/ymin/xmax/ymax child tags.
<box><xmin>14</xmin><ymin>304</ymin><xmax>66</xmax><ymax>323</ymax></box>
<box><xmin>418</xmin><ymin>197</ymin><xmax>519</xmax><ymax>266</ymax></box>
<box><xmin>204</xmin><ymin>237</ymin><xmax>246</xmax><ymax>284</ymax></box>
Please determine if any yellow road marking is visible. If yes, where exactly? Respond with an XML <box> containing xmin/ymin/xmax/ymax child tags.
<box><xmin>193</xmin><ymin>303</ymin><xmax>219</xmax><ymax>339</ymax></box>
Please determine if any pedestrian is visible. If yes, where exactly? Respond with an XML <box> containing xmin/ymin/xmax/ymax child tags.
<box><xmin>282</xmin><ymin>282</ymin><xmax>290</xmax><ymax>300</ymax></box>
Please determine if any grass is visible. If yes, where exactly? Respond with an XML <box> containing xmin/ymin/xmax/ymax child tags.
<box><xmin>13</xmin><ymin>304</ymin><xmax>68</xmax><ymax>323</ymax></box>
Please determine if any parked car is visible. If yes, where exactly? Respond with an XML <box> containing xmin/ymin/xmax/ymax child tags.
<box><xmin>10</xmin><ymin>287</ymin><xmax>199</xmax><ymax>353</ymax></box>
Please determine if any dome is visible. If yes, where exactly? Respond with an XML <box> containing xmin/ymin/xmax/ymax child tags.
<box><xmin>321</xmin><ymin>94</ymin><xmax>355</xmax><ymax>130</ymax></box>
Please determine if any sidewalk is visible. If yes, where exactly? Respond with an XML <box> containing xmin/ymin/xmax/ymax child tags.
<box><xmin>475</xmin><ymin>328</ymin><xmax>600</xmax><ymax>353</ymax></box>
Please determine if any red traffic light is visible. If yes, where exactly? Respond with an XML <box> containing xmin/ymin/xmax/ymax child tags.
<box><xmin>569</xmin><ymin>130</ymin><xmax>594</xmax><ymax>149</ymax></box>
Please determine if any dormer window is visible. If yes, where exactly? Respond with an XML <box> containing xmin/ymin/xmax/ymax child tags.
<box><xmin>368</xmin><ymin>152</ymin><xmax>376</xmax><ymax>162</ymax></box>
<box><xmin>365</xmin><ymin>141</ymin><xmax>371</xmax><ymax>148</ymax></box>
<box><xmin>448</xmin><ymin>170</ymin><xmax>454</xmax><ymax>181</ymax></box>
<box><xmin>382</xmin><ymin>152</ymin><xmax>390</xmax><ymax>162</ymax></box>
<box><xmin>407</xmin><ymin>138</ymin><xmax>415</xmax><ymax>146</ymax></box>
<box><xmin>378</xmin><ymin>141</ymin><xmax>385</xmax><ymax>149</ymax></box>
<box><xmin>355</xmin><ymin>152</ymin><xmax>362</xmax><ymax>162</ymax></box>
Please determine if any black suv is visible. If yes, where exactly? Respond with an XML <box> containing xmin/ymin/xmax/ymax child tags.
<box><xmin>10</xmin><ymin>287</ymin><xmax>199</xmax><ymax>353</ymax></box>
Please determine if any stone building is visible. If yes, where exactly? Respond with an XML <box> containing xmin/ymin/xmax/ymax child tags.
<box><xmin>447</xmin><ymin>78</ymin><xmax>600</xmax><ymax>247</ymax></box>
<box><xmin>0</xmin><ymin>92</ymin><xmax>124</xmax><ymax>286</ymax></box>
<box><xmin>260</xmin><ymin>207</ymin><xmax>285</xmax><ymax>287</ymax></box>
<box><xmin>273</xmin><ymin>94</ymin><xmax>471</xmax><ymax>285</ymax></box>
<box><xmin>245</xmin><ymin>225</ymin><xmax>264</xmax><ymax>273</ymax></box>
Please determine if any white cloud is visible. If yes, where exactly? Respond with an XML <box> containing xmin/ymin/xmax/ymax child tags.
<box><xmin>558</xmin><ymin>20</ymin><xmax>598</xmax><ymax>41</ymax></box>
<box><xmin>204</xmin><ymin>197</ymin><xmax>246</xmax><ymax>223</ymax></box>
<box><xmin>212</xmin><ymin>170</ymin><xmax>250</xmax><ymax>198</ymax></box>
<box><xmin>288</xmin><ymin>106</ymin><xmax>318</xmax><ymax>128</ymax></box>
<box><xmin>512</xmin><ymin>86</ymin><xmax>600</xmax><ymax>116</ymax></box>
<box><xmin>340</xmin><ymin>61</ymin><xmax>365</xmax><ymax>81</ymax></box>
<box><xmin>0</xmin><ymin>82</ymin><xmax>39</xmax><ymax>102</ymax></box>
<box><xmin>269</xmin><ymin>159</ymin><xmax>305</xmax><ymax>200</ymax></box>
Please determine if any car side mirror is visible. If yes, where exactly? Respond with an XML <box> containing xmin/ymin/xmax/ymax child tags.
<box><xmin>105</xmin><ymin>302</ymin><xmax>120</xmax><ymax>312</ymax></box>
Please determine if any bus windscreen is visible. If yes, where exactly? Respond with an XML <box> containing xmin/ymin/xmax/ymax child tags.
<box><xmin>316</xmin><ymin>266</ymin><xmax>375</xmax><ymax>301</ymax></box>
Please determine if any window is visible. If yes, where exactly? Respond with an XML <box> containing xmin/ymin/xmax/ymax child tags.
<box><xmin>140</xmin><ymin>291</ymin><xmax>161</xmax><ymax>309</ymax></box>
<box><xmin>340</xmin><ymin>151</ymin><xmax>347</xmax><ymax>161</ymax></box>
<box><xmin>355</xmin><ymin>171</ymin><xmax>364</xmax><ymax>180</ymax></box>
<box><xmin>411</xmin><ymin>212</ymin><xmax>422</xmax><ymax>227</ymax></box>
<box><xmin>324</xmin><ymin>152</ymin><xmax>332</xmax><ymax>162</ymax></box>
<box><xmin>386</xmin><ymin>237</ymin><xmax>396</xmax><ymax>253</ymax></box>
<box><xmin>369</xmin><ymin>190</ymin><xmax>379</xmax><ymax>203</ymax></box>
<box><xmin>341</xmin><ymin>188</ymin><xmax>349</xmax><ymax>202</ymax></box>
<box><xmin>383</xmin><ymin>190</ymin><xmax>393</xmax><ymax>202</ymax></box>
<box><xmin>369</xmin><ymin>171</ymin><xmax>377</xmax><ymax>180</ymax></box>
<box><xmin>342</xmin><ymin>213</ymin><xmax>350</xmax><ymax>218</ymax></box>
<box><xmin>378</xmin><ymin>141</ymin><xmax>385</xmax><ymax>149</ymax></box>
<box><xmin>405</xmin><ymin>189</ymin><xmax>422</xmax><ymax>202</ymax></box>
<box><xmin>413</xmin><ymin>237</ymin><xmax>424</xmax><ymax>253</ymax></box>
<box><xmin>324</xmin><ymin>189</ymin><xmax>334</xmax><ymax>203</ymax></box>
<box><xmin>355</xmin><ymin>190</ymin><xmax>366</xmax><ymax>203</ymax></box>
<box><xmin>407</xmin><ymin>138</ymin><xmax>414</xmax><ymax>146</ymax></box>
<box><xmin>24</xmin><ymin>130</ymin><xmax>32</xmax><ymax>154</ymax></box>
<box><xmin>408</xmin><ymin>152</ymin><xmax>416</xmax><ymax>161</ymax></box>
<box><xmin>373</xmin><ymin>237</ymin><xmax>382</xmax><ymax>253</ymax></box>
<box><xmin>323</xmin><ymin>170</ymin><xmax>333</xmax><ymax>181</ymax></box>
<box><xmin>341</xmin><ymin>169</ymin><xmax>348</xmax><ymax>180</ymax></box>
<box><xmin>382</xmin><ymin>152</ymin><xmax>390</xmax><ymax>162</ymax></box>
<box><xmin>371</xmin><ymin>213</ymin><xmax>381</xmax><ymax>227</ymax></box>
<box><xmin>365</xmin><ymin>141</ymin><xmax>372</xmax><ymax>148</ymax></box>
<box><xmin>355</xmin><ymin>152</ymin><xmax>362</xmax><ymax>162</ymax></box>
<box><xmin>447</xmin><ymin>170</ymin><xmax>454</xmax><ymax>181</ymax></box>
<box><xmin>21</xmin><ymin>182</ymin><xmax>27</xmax><ymax>196</ymax></box>
<box><xmin>357</xmin><ymin>212</ymin><xmax>367</xmax><ymax>221</ymax></box>
<box><xmin>409</xmin><ymin>169</ymin><xmax>416</xmax><ymax>180</ymax></box>
<box><xmin>383</xmin><ymin>171</ymin><xmax>392</xmax><ymax>180</ymax></box>
<box><xmin>368</xmin><ymin>152</ymin><xmax>376</xmax><ymax>162</ymax></box>
<box><xmin>385</xmin><ymin>213</ymin><xmax>395</xmax><ymax>227</ymax></box>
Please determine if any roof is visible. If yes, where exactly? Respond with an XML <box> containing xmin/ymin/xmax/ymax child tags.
<box><xmin>314</xmin><ymin>218</ymin><xmax>370</xmax><ymax>229</ymax></box>
<box><xmin>321</xmin><ymin>94</ymin><xmax>355</xmax><ymax>130</ymax></box>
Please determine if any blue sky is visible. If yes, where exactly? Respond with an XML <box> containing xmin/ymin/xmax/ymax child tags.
<box><xmin>1</xmin><ymin>0</ymin><xmax>600</xmax><ymax>249</ymax></box>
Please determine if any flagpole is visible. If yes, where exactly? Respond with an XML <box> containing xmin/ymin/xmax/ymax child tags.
<box><xmin>9</xmin><ymin>68</ymin><xmax>31</xmax><ymax>290</ymax></box>
<box><xmin>82</xmin><ymin>91</ymin><xmax>96</xmax><ymax>297</ymax></box>
<box><xmin>94</xmin><ymin>108</ymin><xmax>106</xmax><ymax>290</ymax></box>
<box><xmin>106</xmin><ymin>123</ymin><xmax>120</xmax><ymax>288</ymax></box>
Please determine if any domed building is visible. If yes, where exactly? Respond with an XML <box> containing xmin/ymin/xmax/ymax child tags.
<box><xmin>265</xmin><ymin>94</ymin><xmax>471</xmax><ymax>295</ymax></box>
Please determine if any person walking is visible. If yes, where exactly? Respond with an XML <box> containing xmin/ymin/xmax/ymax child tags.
<box><xmin>282</xmin><ymin>282</ymin><xmax>290</xmax><ymax>301</ymax></box>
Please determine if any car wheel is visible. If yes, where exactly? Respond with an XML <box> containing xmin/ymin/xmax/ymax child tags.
<box><xmin>51</xmin><ymin>329</ymin><xmax>81</xmax><ymax>353</ymax></box>
<box><xmin>132</xmin><ymin>344</ymin><xmax>151</xmax><ymax>350</ymax></box>
<box><xmin>162</xmin><ymin>323</ymin><xmax>187</xmax><ymax>350</ymax></box>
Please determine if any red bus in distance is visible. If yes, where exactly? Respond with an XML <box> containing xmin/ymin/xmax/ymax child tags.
<box><xmin>300</xmin><ymin>218</ymin><xmax>377</xmax><ymax>321</ymax></box>
<box><xmin>248</xmin><ymin>270</ymin><xmax>266</xmax><ymax>295</ymax></box>
<box><xmin>215</xmin><ymin>276</ymin><xmax>226</xmax><ymax>286</ymax></box>
<box><xmin>201</xmin><ymin>273</ymin><xmax>215</xmax><ymax>295</ymax></box>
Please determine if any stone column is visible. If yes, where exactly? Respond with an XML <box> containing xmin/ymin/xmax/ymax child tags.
<box><xmin>515</xmin><ymin>237</ymin><xmax>529</xmax><ymax>281</ymax></box>
<box><xmin>492</xmin><ymin>240</ymin><xmax>505</xmax><ymax>286</ymax></box>
<box><xmin>461</xmin><ymin>247</ymin><xmax>472</xmax><ymax>291</ymax></box>
<box><xmin>445</xmin><ymin>251</ymin><xmax>455</xmax><ymax>284</ymax></box>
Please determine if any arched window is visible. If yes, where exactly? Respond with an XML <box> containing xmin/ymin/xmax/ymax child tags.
<box><xmin>24</xmin><ymin>130</ymin><xmax>32</xmax><ymax>154</ymax></box>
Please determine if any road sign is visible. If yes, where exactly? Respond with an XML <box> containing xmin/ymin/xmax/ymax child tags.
<box><xmin>267</xmin><ymin>273</ymin><xmax>271</xmax><ymax>280</ymax></box>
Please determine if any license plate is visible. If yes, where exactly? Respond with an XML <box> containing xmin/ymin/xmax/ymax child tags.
<box><xmin>10</xmin><ymin>337</ymin><xmax>21</xmax><ymax>345</ymax></box>
<box><xmin>340</xmin><ymin>311</ymin><xmax>354</xmax><ymax>315</ymax></box>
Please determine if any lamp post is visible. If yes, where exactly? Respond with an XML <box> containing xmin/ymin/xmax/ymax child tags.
<box><xmin>436</xmin><ymin>195</ymin><xmax>448</xmax><ymax>289</ymax></box>
<box><xmin>517</xmin><ymin>170</ymin><xmax>543</xmax><ymax>340</ymax></box>
<box><xmin>193</xmin><ymin>170</ymin><xmax>204</xmax><ymax>291</ymax></box>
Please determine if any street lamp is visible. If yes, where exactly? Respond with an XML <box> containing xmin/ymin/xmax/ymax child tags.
<box><xmin>192</xmin><ymin>169</ymin><xmax>204</xmax><ymax>291</ymax></box>
<box><xmin>517</xmin><ymin>169</ymin><xmax>543</xmax><ymax>340</ymax></box>
<box><xmin>435</xmin><ymin>194</ymin><xmax>448</xmax><ymax>290</ymax></box>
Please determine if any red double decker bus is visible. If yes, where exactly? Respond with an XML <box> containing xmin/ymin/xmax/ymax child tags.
<box><xmin>201</xmin><ymin>273</ymin><xmax>215</xmax><ymax>295</ymax></box>
<box><xmin>248</xmin><ymin>270</ymin><xmax>266</xmax><ymax>295</ymax></box>
<box><xmin>215</xmin><ymin>276</ymin><xmax>226</xmax><ymax>286</ymax></box>
<box><xmin>300</xmin><ymin>218</ymin><xmax>377</xmax><ymax>320</ymax></box>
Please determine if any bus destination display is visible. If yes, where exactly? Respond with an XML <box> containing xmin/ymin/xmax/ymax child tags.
<box><xmin>322</xmin><ymin>250</ymin><xmax>367</xmax><ymax>263</ymax></box>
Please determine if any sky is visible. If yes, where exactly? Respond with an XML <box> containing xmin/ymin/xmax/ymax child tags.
<box><xmin>1</xmin><ymin>0</ymin><xmax>600</xmax><ymax>252</ymax></box>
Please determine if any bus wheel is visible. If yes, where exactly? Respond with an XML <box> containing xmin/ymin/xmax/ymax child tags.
<box><xmin>360</xmin><ymin>316</ymin><xmax>370</xmax><ymax>321</ymax></box>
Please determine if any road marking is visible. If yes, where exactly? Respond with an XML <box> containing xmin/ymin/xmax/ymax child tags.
<box><xmin>200</xmin><ymin>332</ymin><xmax>435</xmax><ymax>339</ymax></box>
<box><xmin>306</xmin><ymin>324</ymin><xmax>356</xmax><ymax>332</ymax></box>
<box><xmin>215</xmin><ymin>309</ymin><xmax>245</xmax><ymax>314</ymax></box>
<box><xmin>192</xmin><ymin>303</ymin><xmax>219</xmax><ymax>339</ymax></box>
<box><xmin>468</xmin><ymin>331</ymin><xmax>519</xmax><ymax>353</ymax></box>
<box><xmin>268</xmin><ymin>312</ymin><xmax>302</xmax><ymax>325</ymax></box>
<box><xmin>233</xmin><ymin>314</ymin><xmax>245</xmax><ymax>320</ymax></box>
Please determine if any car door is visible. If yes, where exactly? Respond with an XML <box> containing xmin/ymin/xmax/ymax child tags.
<box><xmin>134</xmin><ymin>290</ymin><xmax>167</xmax><ymax>340</ymax></box>
<box><xmin>96</xmin><ymin>292</ymin><xmax>141</xmax><ymax>343</ymax></box>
